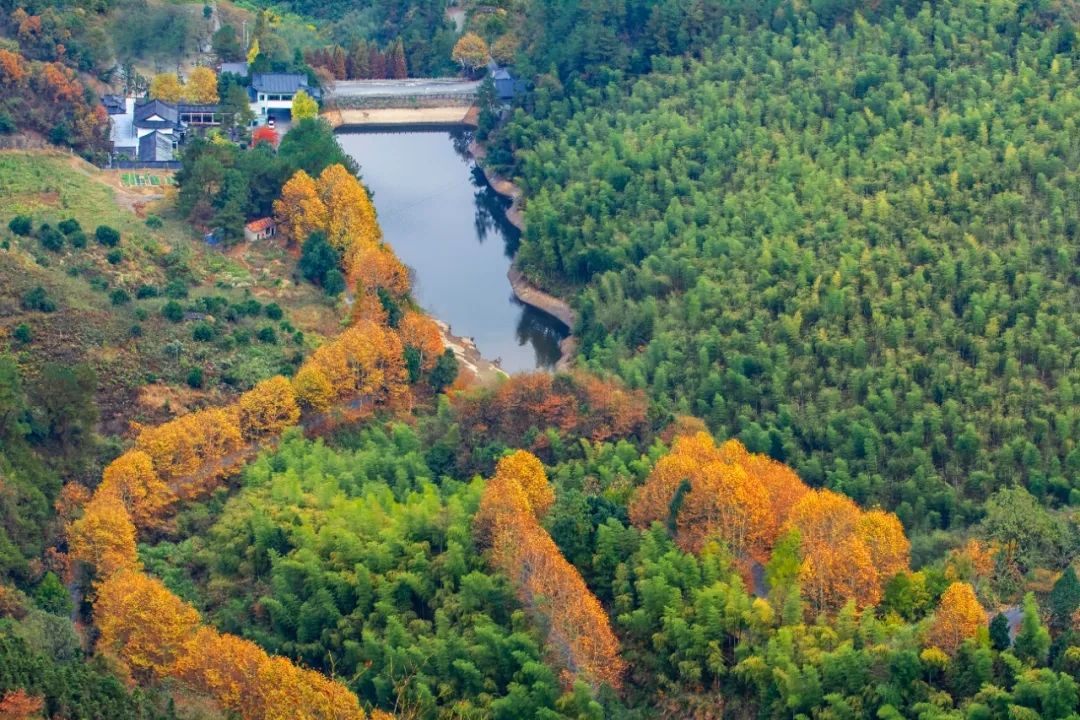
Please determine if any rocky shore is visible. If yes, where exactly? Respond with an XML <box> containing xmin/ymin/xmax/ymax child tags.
<box><xmin>468</xmin><ymin>138</ymin><xmax>578</xmax><ymax>370</ymax></box>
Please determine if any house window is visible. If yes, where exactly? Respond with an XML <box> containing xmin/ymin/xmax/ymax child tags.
<box><xmin>259</xmin><ymin>94</ymin><xmax>266</xmax><ymax>101</ymax></box>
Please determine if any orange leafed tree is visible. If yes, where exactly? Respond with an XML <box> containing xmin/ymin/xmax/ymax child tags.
<box><xmin>858</xmin><ymin>509</ymin><xmax>911</xmax><ymax>583</ymax></box>
<box><xmin>301</xmin><ymin>320</ymin><xmax>411</xmax><ymax>412</ymax></box>
<box><xmin>631</xmin><ymin>434</ymin><xmax>909</xmax><ymax>614</ymax></box>
<box><xmin>929</xmin><ymin>581</ymin><xmax>985</xmax><ymax>654</ymax></box>
<box><xmin>398</xmin><ymin>311</ymin><xmax>443</xmax><ymax>372</ymax></box>
<box><xmin>237</xmin><ymin>375</ymin><xmax>301</xmax><ymax>440</ymax></box>
<box><xmin>0</xmin><ymin>49</ymin><xmax>27</xmax><ymax>86</ymax></box>
<box><xmin>344</xmin><ymin>244</ymin><xmax>410</xmax><ymax>297</ymax></box>
<box><xmin>785</xmin><ymin>490</ymin><xmax>870</xmax><ymax>611</ymax></box>
<box><xmin>96</xmin><ymin>450</ymin><xmax>174</xmax><ymax>530</ymax></box>
<box><xmin>676</xmin><ymin>460</ymin><xmax>773</xmax><ymax>563</ymax></box>
<box><xmin>67</xmin><ymin>493</ymin><xmax>139</xmax><ymax>578</ymax></box>
<box><xmin>476</xmin><ymin>458</ymin><xmax>624</xmax><ymax>690</ymax></box>
<box><xmin>94</xmin><ymin>570</ymin><xmax>200</xmax><ymax>681</ymax></box>
<box><xmin>274</xmin><ymin>170</ymin><xmax>327</xmax><ymax>245</ymax></box>
<box><xmin>0</xmin><ymin>689</ymin><xmax>44</xmax><ymax>720</ymax></box>
<box><xmin>174</xmin><ymin>627</ymin><xmax>268</xmax><ymax>716</ymax></box>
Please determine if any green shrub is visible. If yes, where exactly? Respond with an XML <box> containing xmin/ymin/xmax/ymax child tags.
<box><xmin>135</xmin><ymin>284</ymin><xmax>159</xmax><ymax>299</ymax></box>
<box><xmin>145</xmin><ymin>215</ymin><xmax>164</xmax><ymax>229</ymax></box>
<box><xmin>129</xmin><ymin>323</ymin><xmax>143</xmax><ymax>337</ymax></box>
<box><xmin>12</xmin><ymin>323</ymin><xmax>32</xmax><ymax>344</ymax></box>
<box><xmin>161</xmin><ymin>300</ymin><xmax>184</xmax><ymax>322</ymax></box>
<box><xmin>133</xmin><ymin>307</ymin><xmax>148</xmax><ymax>321</ymax></box>
<box><xmin>58</xmin><ymin>218</ymin><xmax>81</xmax><ymax>235</ymax></box>
<box><xmin>106</xmin><ymin>249</ymin><xmax>123</xmax><ymax>265</ymax></box>
<box><xmin>110</xmin><ymin>288</ymin><xmax>131</xmax><ymax>305</ymax></box>
<box><xmin>186</xmin><ymin>367</ymin><xmax>205</xmax><ymax>388</ymax></box>
<box><xmin>95</xmin><ymin>225</ymin><xmax>120</xmax><ymax>246</ymax></box>
<box><xmin>68</xmin><ymin>230</ymin><xmax>87</xmax><ymax>248</ymax></box>
<box><xmin>165</xmin><ymin>279</ymin><xmax>189</xmax><ymax>299</ymax></box>
<box><xmin>264</xmin><ymin>302</ymin><xmax>283</xmax><ymax>320</ymax></box>
<box><xmin>192</xmin><ymin>323</ymin><xmax>215</xmax><ymax>342</ymax></box>
<box><xmin>20</xmin><ymin>286</ymin><xmax>56</xmax><ymax>312</ymax></box>
<box><xmin>38</xmin><ymin>226</ymin><xmax>64</xmax><ymax>252</ymax></box>
<box><xmin>8</xmin><ymin>215</ymin><xmax>32</xmax><ymax>236</ymax></box>
<box><xmin>256</xmin><ymin>326</ymin><xmax>277</xmax><ymax>344</ymax></box>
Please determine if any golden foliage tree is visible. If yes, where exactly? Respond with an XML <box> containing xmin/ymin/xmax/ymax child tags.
<box><xmin>174</xmin><ymin>627</ymin><xmax>267</xmax><ymax>716</ymax></box>
<box><xmin>97</xmin><ymin>450</ymin><xmax>174</xmax><ymax>530</ymax></box>
<box><xmin>344</xmin><ymin>244</ymin><xmax>410</xmax><ymax>297</ymax></box>
<box><xmin>149</xmin><ymin>73</ymin><xmax>183</xmax><ymax>102</ymax></box>
<box><xmin>317</xmin><ymin>164</ymin><xmax>379</xmax><ymax>253</ymax></box>
<box><xmin>451</xmin><ymin>33</ymin><xmax>489</xmax><ymax>72</ymax></box>
<box><xmin>632</xmin><ymin>434</ymin><xmax>909</xmax><ymax>614</ymax></box>
<box><xmin>237</xmin><ymin>375</ymin><xmax>301</xmax><ymax>440</ymax></box>
<box><xmin>135</xmin><ymin>407</ymin><xmax>244</xmax><ymax>499</ymax></box>
<box><xmin>67</xmin><ymin>493</ymin><xmax>139</xmax><ymax>578</ymax></box>
<box><xmin>785</xmin><ymin>490</ymin><xmax>872</xmax><ymax>612</ymax></box>
<box><xmin>292</xmin><ymin>365</ymin><xmax>334</xmax><ymax>413</ymax></box>
<box><xmin>494</xmin><ymin>450</ymin><xmax>554</xmax><ymax>518</ymax></box>
<box><xmin>399</xmin><ymin>311</ymin><xmax>444</xmax><ymax>372</ymax></box>
<box><xmin>929</xmin><ymin>581</ymin><xmax>985</xmax><ymax>654</ymax></box>
<box><xmin>274</xmin><ymin>170</ymin><xmax>327</xmax><ymax>245</ymax></box>
<box><xmin>185</xmin><ymin>66</ymin><xmax>219</xmax><ymax>103</ymax></box>
<box><xmin>858</xmin><ymin>509</ymin><xmax>911</xmax><ymax>583</ymax></box>
<box><xmin>301</xmin><ymin>320</ymin><xmax>410</xmax><ymax>412</ymax></box>
<box><xmin>676</xmin><ymin>459</ymin><xmax>772</xmax><ymax>563</ymax></box>
<box><xmin>94</xmin><ymin>570</ymin><xmax>200</xmax><ymax>681</ymax></box>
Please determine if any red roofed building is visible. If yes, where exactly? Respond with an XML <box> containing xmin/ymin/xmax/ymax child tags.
<box><xmin>244</xmin><ymin>217</ymin><xmax>277</xmax><ymax>243</ymax></box>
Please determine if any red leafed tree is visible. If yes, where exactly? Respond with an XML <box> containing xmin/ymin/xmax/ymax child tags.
<box><xmin>252</xmin><ymin>126</ymin><xmax>279</xmax><ymax>147</ymax></box>
<box><xmin>0</xmin><ymin>689</ymin><xmax>44</xmax><ymax>720</ymax></box>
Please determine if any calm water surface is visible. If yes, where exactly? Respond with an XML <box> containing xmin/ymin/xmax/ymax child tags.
<box><xmin>337</xmin><ymin>129</ymin><xmax>568</xmax><ymax>372</ymax></box>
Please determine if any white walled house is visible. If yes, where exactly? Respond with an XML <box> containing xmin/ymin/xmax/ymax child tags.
<box><xmin>248</xmin><ymin>73</ymin><xmax>320</xmax><ymax>121</ymax></box>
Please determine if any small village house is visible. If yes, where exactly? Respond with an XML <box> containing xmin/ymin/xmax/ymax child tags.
<box><xmin>244</xmin><ymin>217</ymin><xmax>276</xmax><ymax>243</ymax></box>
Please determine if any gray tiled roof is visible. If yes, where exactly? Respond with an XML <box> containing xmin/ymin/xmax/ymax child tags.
<box><xmin>138</xmin><ymin>131</ymin><xmax>175</xmax><ymax>162</ymax></box>
<box><xmin>134</xmin><ymin>99</ymin><xmax>179</xmax><ymax>128</ymax></box>
<box><xmin>251</xmin><ymin>73</ymin><xmax>309</xmax><ymax>94</ymax></box>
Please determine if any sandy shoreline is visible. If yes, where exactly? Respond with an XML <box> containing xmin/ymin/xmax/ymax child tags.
<box><xmin>323</xmin><ymin>106</ymin><xmax>473</xmax><ymax>127</ymax></box>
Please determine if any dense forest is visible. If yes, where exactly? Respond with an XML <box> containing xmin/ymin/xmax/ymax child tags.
<box><xmin>489</xmin><ymin>0</ymin><xmax>1080</xmax><ymax>539</ymax></box>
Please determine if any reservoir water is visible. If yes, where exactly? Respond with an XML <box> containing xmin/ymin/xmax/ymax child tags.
<box><xmin>336</xmin><ymin>128</ymin><xmax>569</xmax><ymax>373</ymax></box>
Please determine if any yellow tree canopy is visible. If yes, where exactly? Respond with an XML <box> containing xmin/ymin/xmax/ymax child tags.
<box><xmin>185</xmin><ymin>66</ymin><xmax>219</xmax><ymax>103</ymax></box>
<box><xmin>292</xmin><ymin>89</ymin><xmax>318</xmax><ymax>120</ymax></box>
<box><xmin>149</xmin><ymin>73</ymin><xmax>183</xmax><ymax>103</ymax></box>
<box><xmin>452</xmin><ymin>33</ymin><xmax>489</xmax><ymax>71</ymax></box>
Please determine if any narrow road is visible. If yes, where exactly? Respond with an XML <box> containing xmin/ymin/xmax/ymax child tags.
<box><xmin>327</xmin><ymin>79</ymin><xmax>481</xmax><ymax>99</ymax></box>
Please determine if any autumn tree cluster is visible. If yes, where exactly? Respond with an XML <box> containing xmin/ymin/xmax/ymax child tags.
<box><xmin>63</xmin><ymin>373</ymin><xmax>374</xmax><ymax>717</ymax></box>
<box><xmin>305</xmin><ymin>39</ymin><xmax>407</xmax><ymax>80</ymax></box>
<box><xmin>435</xmin><ymin>371</ymin><xmax>648</xmax><ymax>473</ymax></box>
<box><xmin>476</xmin><ymin>450</ymin><xmax>624</xmax><ymax>689</ymax></box>
<box><xmin>275</xmin><ymin>164</ymin><xmax>405</xmax><ymax>299</ymax></box>
<box><xmin>630</xmin><ymin>433</ymin><xmax>910</xmax><ymax>613</ymax></box>
<box><xmin>148</xmin><ymin>67</ymin><xmax>219</xmax><ymax>104</ymax></box>
<box><xmin>293</xmin><ymin>320</ymin><xmax>411</xmax><ymax>416</ymax></box>
<box><xmin>94</xmin><ymin>570</ymin><xmax>370</xmax><ymax>719</ymax></box>
<box><xmin>0</xmin><ymin>48</ymin><xmax>109</xmax><ymax>157</ymax></box>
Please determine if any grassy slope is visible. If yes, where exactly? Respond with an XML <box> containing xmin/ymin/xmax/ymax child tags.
<box><xmin>0</xmin><ymin>150</ymin><xmax>342</xmax><ymax>437</ymax></box>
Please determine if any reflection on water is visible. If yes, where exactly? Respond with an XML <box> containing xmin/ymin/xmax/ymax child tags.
<box><xmin>336</xmin><ymin>127</ymin><xmax>568</xmax><ymax>372</ymax></box>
